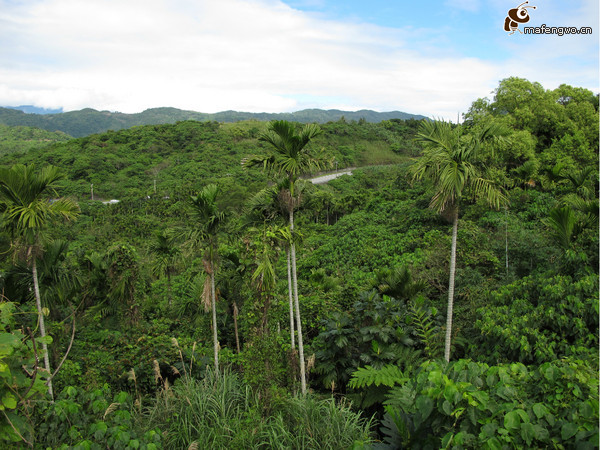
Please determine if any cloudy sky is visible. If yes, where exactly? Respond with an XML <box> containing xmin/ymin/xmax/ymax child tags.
<box><xmin>0</xmin><ymin>0</ymin><xmax>597</xmax><ymax>120</ymax></box>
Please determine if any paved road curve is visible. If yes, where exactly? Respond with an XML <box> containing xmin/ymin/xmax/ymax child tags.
<box><xmin>308</xmin><ymin>170</ymin><xmax>353</xmax><ymax>184</ymax></box>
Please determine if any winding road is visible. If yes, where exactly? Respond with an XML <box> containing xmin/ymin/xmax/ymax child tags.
<box><xmin>307</xmin><ymin>169</ymin><xmax>354</xmax><ymax>184</ymax></box>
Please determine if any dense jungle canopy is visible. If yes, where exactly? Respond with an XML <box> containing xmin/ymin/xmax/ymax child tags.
<box><xmin>0</xmin><ymin>77</ymin><xmax>598</xmax><ymax>449</ymax></box>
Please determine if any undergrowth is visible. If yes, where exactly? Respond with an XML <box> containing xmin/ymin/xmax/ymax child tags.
<box><xmin>139</xmin><ymin>368</ymin><xmax>374</xmax><ymax>449</ymax></box>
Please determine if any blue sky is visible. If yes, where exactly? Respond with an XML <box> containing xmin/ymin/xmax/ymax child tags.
<box><xmin>0</xmin><ymin>0</ymin><xmax>597</xmax><ymax>120</ymax></box>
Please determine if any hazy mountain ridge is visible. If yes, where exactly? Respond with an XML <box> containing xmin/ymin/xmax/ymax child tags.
<box><xmin>5</xmin><ymin>105</ymin><xmax>64</xmax><ymax>114</ymax></box>
<box><xmin>0</xmin><ymin>106</ymin><xmax>428</xmax><ymax>138</ymax></box>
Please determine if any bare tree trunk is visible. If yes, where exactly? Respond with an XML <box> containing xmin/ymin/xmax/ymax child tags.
<box><xmin>32</xmin><ymin>257</ymin><xmax>54</xmax><ymax>400</ymax></box>
<box><xmin>210</xmin><ymin>265</ymin><xmax>219</xmax><ymax>376</ymax></box>
<box><xmin>290</xmin><ymin>208</ymin><xmax>307</xmax><ymax>394</ymax></box>
<box><xmin>286</xmin><ymin>247</ymin><xmax>295</xmax><ymax>349</ymax></box>
<box><xmin>444</xmin><ymin>208</ymin><xmax>459</xmax><ymax>362</ymax></box>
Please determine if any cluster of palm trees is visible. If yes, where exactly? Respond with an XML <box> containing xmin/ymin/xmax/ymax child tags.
<box><xmin>173</xmin><ymin>121</ymin><xmax>325</xmax><ymax>394</ymax></box>
<box><xmin>243</xmin><ymin>120</ymin><xmax>325</xmax><ymax>394</ymax></box>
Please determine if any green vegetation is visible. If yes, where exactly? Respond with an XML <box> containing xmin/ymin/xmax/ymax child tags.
<box><xmin>0</xmin><ymin>77</ymin><xmax>598</xmax><ymax>448</ymax></box>
<box><xmin>0</xmin><ymin>124</ymin><xmax>71</xmax><ymax>155</ymax></box>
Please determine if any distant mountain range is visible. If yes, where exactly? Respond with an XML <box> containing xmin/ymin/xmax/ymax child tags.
<box><xmin>0</xmin><ymin>106</ymin><xmax>428</xmax><ymax>138</ymax></box>
<box><xmin>5</xmin><ymin>105</ymin><xmax>64</xmax><ymax>115</ymax></box>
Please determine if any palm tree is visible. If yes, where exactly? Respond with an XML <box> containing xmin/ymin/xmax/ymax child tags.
<box><xmin>149</xmin><ymin>229</ymin><xmax>180</xmax><ymax>308</ymax></box>
<box><xmin>188</xmin><ymin>184</ymin><xmax>225</xmax><ymax>375</ymax></box>
<box><xmin>243</xmin><ymin>120</ymin><xmax>324</xmax><ymax>394</ymax></box>
<box><xmin>0</xmin><ymin>164</ymin><xmax>79</xmax><ymax>399</ymax></box>
<box><xmin>243</xmin><ymin>185</ymin><xmax>294</xmax><ymax>348</ymax></box>
<box><xmin>106</xmin><ymin>243</ymin><xmax>140</xmax><ymax>324</ymax></box>
<box><xmin>251</xmin><ymin>226</ymin><xmax>278</xmax><ymax>335</ymax></box>
<box><xmin>370</xmin><ymin>265</ymin><xmax>426</xmax><ymax>300</ymax></box>
<box><xmin>243</xmin><ymin>181</ymin><xmax>309</xmax><ymax>351</ymax></box>
<box><xmin>412</xmin><ymin>120</ymin><xmax>508</xmax><ymax>362</ymax></box>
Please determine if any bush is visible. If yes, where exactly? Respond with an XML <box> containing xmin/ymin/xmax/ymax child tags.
<box><xmin>471</xmin><ymin>273</ymin><xmax>599</xmax><ymax>364</ymax></box>
<box><xmin>34</xmin><ymin>384</ymin><xmax>162</xmax><ymax>449</ymax></box>
<box><xmin>353</xmin><ymin>359</ymin><xmax>599</xmax><ymax>449</ymax></box>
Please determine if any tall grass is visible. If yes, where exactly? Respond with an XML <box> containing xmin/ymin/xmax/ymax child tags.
<box><xmin>260</xmin><ymin>395</ymin><xmax>373</xmax><ymax>449</ymax></box>
<box><xmin>139</xmin><ymin>368</ymin><xmax>373</xmax><ymax>449</ymax></box>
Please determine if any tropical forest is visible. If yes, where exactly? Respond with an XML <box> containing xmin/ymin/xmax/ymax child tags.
<box><xmin>0</xmin><ymin>77</ymin><xmax>598</xmax><ymax>449</ymax></box>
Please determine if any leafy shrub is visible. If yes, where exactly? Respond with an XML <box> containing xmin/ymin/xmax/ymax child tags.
<box><xmin>351</xmin><ymin>358</ymin><xmax>599</xmax><ymax>449</ymax></box>
<box><xmin>471</xmin><ymin>273</ymin><xmax>599</xmax><ymax>364</ymax></box>
<box><xmin>313</xmin><ymin>289</ymin><xmax>440</xmax><ymax>393</ymax></box>
<box><xmin>34</xmin><ymin>384</ymin><xmax>162</xmax><ymax>449</ymax></box>
<box><xmin>0</xmin><ymin>302</ymin><xmax>50</xmax><ymax>447</ymax></box>
<box><xmin>239</xmin><ymin>331</ymin><xmax>289</xmax><ymax>404</ymax></box>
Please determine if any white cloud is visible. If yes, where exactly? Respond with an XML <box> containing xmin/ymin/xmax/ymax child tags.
<box><xmin>0</xmin><ymin>0</ymin><xmax>594</xmax><ymax>120</ymax></box>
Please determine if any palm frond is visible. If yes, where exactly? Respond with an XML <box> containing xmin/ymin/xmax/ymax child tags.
<box><xmin>414</xmin><ymin>119</ymin><xmax>458</xmax><ymax>153</ymax></box>
<box><xmin>471</xmin><ymin>177</ymin><xmax>508</xmax><ymax>210</ymax></box>
<box><xmin>545</xmin><ymin>205</ymin><xmax>577</xmax><ymax>250</ymax></box>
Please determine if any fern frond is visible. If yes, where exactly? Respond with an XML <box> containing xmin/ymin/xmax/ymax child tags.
<box><xmin>349</xmin><ymin>364</ymin><xmax>406</xmax><ymax>390</ymax></box>
<box><xmin>410</xmin><ymin>298</ymin><xmax>442</xmax><ymax>359</ymax></box>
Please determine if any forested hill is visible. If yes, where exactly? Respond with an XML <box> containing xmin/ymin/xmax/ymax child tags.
<box><xmin>0</xmin><ymin>118</ymin><xmax>420</xmax><ymax>201</ymax></box>
<box><xmin>0</xmin><ymin>106</ymin><xmax>428</xmax><ymax>138</ymax></box>
<box><xmin>0</xmin><ymin>123</ymin><xmax>71</xmax><ymax>155</ymax></box>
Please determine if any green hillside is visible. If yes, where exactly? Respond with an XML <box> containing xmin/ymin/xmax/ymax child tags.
<box><xmin>0</xmin><ymin>123</ymin><xmax>71</xmax><ymax>155</ymax></box>
<box><xmin>0</xmin><ymin>118</ymin><xmax>418</xmax><ymax>201</ymax></box>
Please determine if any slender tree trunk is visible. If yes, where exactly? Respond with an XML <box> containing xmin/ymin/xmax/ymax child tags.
<box><xmin>233</xmin><ymin>302</ymin><xmax>241</xmax><ymax>354</ymax></box>
<box><xmin>286</xmin><ymin>247</ymin><xmax>295</xmax><ymax>349</ymax></box>
<box><xmin>167</xmin><ymin>270</ymin><xmax>173</xmax><ymax>307</ymax></box>
<box><xmin>444</xmin><ymin>208</ymin><xmax>459</xmax><ymax>362</ymax></box>
<box><xmin>32</xmin><ymin>257</ymin><xmax>54</xmax><ymax>400</ymax></box>
<box><xmin>210</xmin><ymin>262</ymin><xmax>219</xmax><ymax>376</ymax></box>
<box><xmin>290</xmin><ymin>208</ymin><xmax>307</xmax><ymax>394</ymax></box>
<box><xmin>505</xmin><ymin>207</ymin><xmax>509</xmax><ymax>276</ymax></box>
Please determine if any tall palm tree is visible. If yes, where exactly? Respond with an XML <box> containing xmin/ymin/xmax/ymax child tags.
<box><xmin>0</xmin><ymin>164</ymin><xmax>79</xmax><ymax>399</ymax></box>
<box><xmin>242</xmin><ymin>185</ymin><xmax>296</xmax><ymax>349</ymax></box>
<box><xmin>412</xmin><ymin>120</ymin><xmax>508</xmax><ymax>362</ymax></box>
<box><xmin>188</xmin><ymin>184</ymin><xmax>225</xmax><ymax>375</ymax></box>
<box><xmin>243</xmin><ymin>120</ymin><xmax>324</xmax><ymax>394</ymax></box>
<box><xmin>243</xmin><ymin>180</ymin><xmax>310</xmax><ymax>351</ymax></box>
